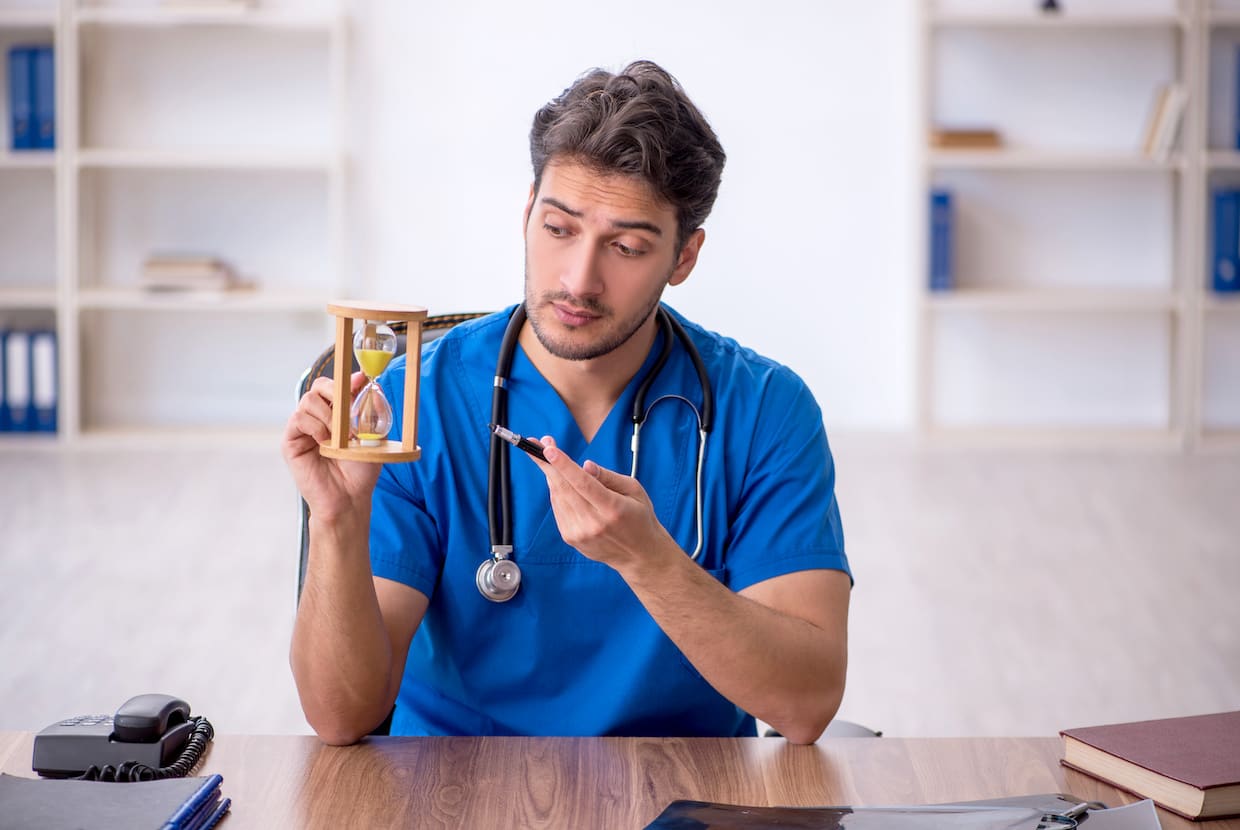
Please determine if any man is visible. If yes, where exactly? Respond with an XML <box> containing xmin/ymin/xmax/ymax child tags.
<box><xmin>284</xmin><ymin>60</ymin><xmax>851</xmax><ymax>745</ymax></box>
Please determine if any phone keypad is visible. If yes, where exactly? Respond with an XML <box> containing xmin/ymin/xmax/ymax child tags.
<box><xmin>57</xmin><ymin>715</ymin><xmax>112</xmax><ymax>727</ymax></box>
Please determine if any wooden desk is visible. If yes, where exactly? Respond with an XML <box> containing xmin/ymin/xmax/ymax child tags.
<box><xmin>2</xmin><ymin>733</ymin><xmax>1235</xmax><ymax>829</ymax></box>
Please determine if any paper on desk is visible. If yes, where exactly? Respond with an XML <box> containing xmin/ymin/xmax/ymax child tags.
<box><xmin>1079</xmin><ymin>800</ymin><xmax>1162</xmax><ymax>830</ymax></box>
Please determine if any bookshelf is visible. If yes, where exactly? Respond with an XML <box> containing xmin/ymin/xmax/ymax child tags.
<box><xmin>0</xmin><ymin>0</ymin><xmax>347</xmax><ymax>446</ymax></box>
<box><xmin>917</xmin><ymin>0</ymin><xmax>1231</xmax><ymax>448</ymax></box>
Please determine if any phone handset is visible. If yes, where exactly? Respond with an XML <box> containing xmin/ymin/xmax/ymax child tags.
<box><xmin>32</xmin><ymin>693</ymin><xmax>215</xmax><ymax>782</ymax></box>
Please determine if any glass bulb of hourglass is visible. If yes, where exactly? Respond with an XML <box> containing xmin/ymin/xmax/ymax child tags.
<box><xmin>351</xmin><ymin>321</ymin><xmax>397</xmax><ymax>447</ymax></box>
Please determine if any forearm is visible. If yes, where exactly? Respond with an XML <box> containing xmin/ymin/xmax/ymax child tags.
<box><xmin>620</xmin><ymin>544</ymin><xmax>847</xmax><ymax>744</ymax></box>
<box><xmin>290</xmin><ymin>512</ymin><xmax>396</xmax><ymax>745</ymax></box>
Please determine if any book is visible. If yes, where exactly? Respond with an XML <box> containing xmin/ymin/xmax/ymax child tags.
<box><xmin>1213</xmin><ymin>190</ymin><xmax>1240</xmax><ymax>293</ymax></box>
<box><xmin>140</xmin><ymin>254</ymin><xmax>241</xmax><ymax>292</ymax></box>
<box><xmin>1061</xmin><ymin>711</ymin><xmax>1240</xmax><ymax>821</ymax></box>
<box><xmin>930</xmin><ymin>128</ymin><xmax>1002</xmax><ymax>149</ymax></box>
<box><xmin>0</xmin><ymin>772</ymin><xmax>229</xmax><ymax>830</ymax></box>
<box><xmin>7</xmin><ymin>46</ymin><xmax>35</xmax><ymax>151</ymax></box>
<box><xmin>929</xmin><ymin>189</ymin><xmax>954</xmax><ymax>291</ymax></box>
<box><xmin>3</xmin><ymin>330</ymin><xmax>32</xmax><ymax>433</ymax></box>
<box><xmin>30</xmin><ymin>330</ymin><xmax>57</xmax><ymax>433</ymax></box>
<box><xmin>1142</xmin><ymin>84</ymin><xmax>1186</xmax><ymax>163</ymax></box>
<box><xmin>31</xmin><ymin>45</ymin><xmax>54</xmax><ymax>150</ymax></box>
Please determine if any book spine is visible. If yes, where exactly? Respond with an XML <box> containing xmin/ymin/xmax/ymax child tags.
<box><xmin>32</xmin><ymin>45</ymin><xmax>54</xmax><ymax>150</ymax></box>
<box><xmin>30</xmin><ymin>330</ymin><xmax>57</xmax><ymax>433</ymax></box>
<box><xmin>4</xmin><ymin>331</ymin><xmax>33</xmax><ymax>432</ymax></box>
<box><xmin>1214</xmin><ymin>190</ymin><xmax>1240</xmax><ymax>293</ymax></box>
<box><xmin>929</xmin><ymin>189</ymin><xmax>954</xmax><ymax>291</ymax></box>
<box><xmin>7</xmin><ymin>46</ymin><xmax>35</xmax><ymax>151</ymax></box>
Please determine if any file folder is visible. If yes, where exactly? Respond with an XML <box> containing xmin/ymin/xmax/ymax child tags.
<box><xmin>31</xmin><ymin>330</ymin><xmax>57</xmax><ymax>432</ymax></box>
<box><xmin>4</xmin><ymin>330</ymin><xmax>33</xmax><ymax>432</ymax></box>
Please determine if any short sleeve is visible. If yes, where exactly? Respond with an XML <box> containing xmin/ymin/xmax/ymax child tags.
<box><xmin>722</xmin><ymin>372</ymin><xmax>850</xmax><ymax>592</ymax></box>
<box><xmin>367</xmin><ymin>361</ymin><xmax>444</xmax><ymax>600</ymax></box>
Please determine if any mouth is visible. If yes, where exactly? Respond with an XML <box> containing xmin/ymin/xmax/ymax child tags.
<box><xmin>551</xmin><ymin>302</ymin><xmax>602</xmax><ymax>327</ymax></box>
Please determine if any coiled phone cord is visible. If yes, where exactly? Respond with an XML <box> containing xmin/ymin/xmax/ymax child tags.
<box><xmin>75</xmin><ymin>716</ymin><xmax>215</xmax><ymax>782</ymax></box>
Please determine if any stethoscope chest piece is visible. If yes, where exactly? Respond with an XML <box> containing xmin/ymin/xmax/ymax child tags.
<box><xmin>476</xmin><ymin>552</ymin><xmax>522</xmax><ymax>603</ymax></box>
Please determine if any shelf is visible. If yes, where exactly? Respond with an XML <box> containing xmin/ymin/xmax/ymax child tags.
<box><xmin>74</xmin><ymin>425</ymin><xmax>283</xmax><ymax>450</ymax></box>
<box><xmin>1203</xmin><ymin>293</ymin><xmax>1240</xmax><ymax>312</ymax></box>
<box><xmin>0</xmin><ymin>433</ymin><xmax>60</xmax><ymax>450</ymax></box>
<box><xmin>74</xmin><ymin>6</ymin><xmax>337</xmax><ymax>32</ymax></box>
<box><xmin>0</xmin><ymin>151</ymin><xmax>56</xmax><ymax>170</ymax></box>
<box><xmin>928</xmin><ymin>12</ymin><xmax>1188</xmax><ymax>30</ymax></box>
<box><xmin>77</xmin><ymin>148</ymin><xmax>338</xmax><ymax>172</ymax></box>
<box><xmin>1206</xmin><ymin>11</ymin><xmax>1240</xmax><ymax>28</ymax></box>
<box><xmin>923</xmin><ymin>425</ymin><xmax>1183</xmax><ymax>451</ymax></box>
<box><xmin>0</xmin><ymin>8</ymin><xmax>56</xmax><ymax>28</ymax></box>
<box><xmin>926</xmin><ymin>288</ymin><xmax>1180</xmax><ymax>313</ymax></box>
<box><xmin>1206</xmin><ymin>150</ymin><xmax>1240</xmax><ymax>170</ymax></box>
<box><xmin>0</xmin><ymin>287</ymin><xmax>57</xmax><ymax>309</ymax></box>
<box><xmin>78</xmin><ymin>287</ymin><xmax>329</xmax><ymax>313</ymax></box>
<box><xmin>929</xmin><ymin>149</ymin><xmax>1183</xmax><ymax>172</ymax></box>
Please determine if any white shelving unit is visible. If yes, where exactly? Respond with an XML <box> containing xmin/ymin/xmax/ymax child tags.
<box><xmin>918</xmin><ymin>0</ymin><xmax>1203</xmax><ymax>448</ymax></box>
<box><xmin>0</xmin><ymin>0</ymin><xmax>347</xmax><ymax>447</ymax></box>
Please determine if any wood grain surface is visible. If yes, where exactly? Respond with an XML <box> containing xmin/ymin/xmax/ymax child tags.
<box><xmin>3</xmin><ymin>733</ymin><xmax>1238</xmax><ymax>829</ymax></box>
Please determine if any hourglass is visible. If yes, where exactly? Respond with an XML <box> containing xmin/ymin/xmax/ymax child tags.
<box><xmin>320</xmin><ymin>301</ymin><xmax>428</xmax><ymax>464</ymax></box>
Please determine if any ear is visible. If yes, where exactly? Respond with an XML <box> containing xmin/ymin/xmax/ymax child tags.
<box><xmin>668</xmin><ymin>228</ymin><xmax>705</xmax><ymax>287</ymax></box>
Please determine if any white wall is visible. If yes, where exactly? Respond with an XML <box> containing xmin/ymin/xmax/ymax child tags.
<box><xmin>347</xmin><ymin>1</ymin><xmax>920</xmax><ymax>430</ymax></box>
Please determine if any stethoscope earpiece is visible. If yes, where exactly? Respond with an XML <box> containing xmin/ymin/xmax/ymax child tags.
<box><xmin>476</xmin><ymin>554</ymin><xmax>522</xmax><ymax>603</ymax></box>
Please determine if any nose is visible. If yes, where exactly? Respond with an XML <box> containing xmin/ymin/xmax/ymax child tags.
<box><xmin>560</xmin><ymin>243</ymin><xmax>604</xmax><ymax>299</ymax></box>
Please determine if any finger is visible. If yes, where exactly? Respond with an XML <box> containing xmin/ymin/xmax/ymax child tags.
<box><xmin>350</xmin><ymin>371</ymin><xmax>368</xmax><ymax>395</ymax></box>
<box><xmin>583</xmin><ymin>460</ymin><xmax>643</xmax><ymax>497</ymax></box>
<box><xmin>540</xmin><ymin>436</ymin><xmax>617</xmax><ymax>505</ymax></box>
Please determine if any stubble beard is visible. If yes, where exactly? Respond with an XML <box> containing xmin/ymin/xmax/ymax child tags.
<box><xmin>523</xmin><ymin>268</ymin><xmax>668</xmax><ymax>362</ymax></box>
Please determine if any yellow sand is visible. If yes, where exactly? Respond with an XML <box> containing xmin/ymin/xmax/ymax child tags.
<box><xmin>357</xmin><ymin>348</ymin><xmax>394</xmax><ymax>379</ymax></box>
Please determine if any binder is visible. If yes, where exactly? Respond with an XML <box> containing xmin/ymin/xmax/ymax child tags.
<box><xmin>0</xmin><ymin>330</ymin><xmax>8</xmax><ymax>432</ymax></box>
<box><xmin>929</xmin><ymin>189</ymin><xmax>954</xmax><ymax>291</ymax></box>
<box><xmin>1213</xmin><ymin>190</ymin><xmax>1240</xmax><ymax>293</ymax></box>
<box><xmin>32</xmin><ymin>45</ymin><xmax>54</xmax><ymax>150</ymax></box>
<box><xmin>7</xmin><ymin>46</ymin><xmax>35</xmax><ymax>151</ymax></box>
<box><xmin>4</xmin><ymin>330</ymin><xmax>33</xmax><ymax>432</ymax></box>
<box><xmin>30</xmin><ymin>330</ymin><xmax>57</xmax><ymax>433</ymax></box>
<box><xmin>0</xmin><ymin>772</ymin><xmax>230</xmax><ymax>830</ymax></box>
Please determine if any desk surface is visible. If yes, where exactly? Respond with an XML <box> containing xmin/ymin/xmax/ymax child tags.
<box><xmin>2</xmin><ymin>733</ymin><xmax>1236</xmax><ymax>830</ymax></box>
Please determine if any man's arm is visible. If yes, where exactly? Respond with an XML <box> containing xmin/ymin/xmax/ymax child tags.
<box><xmin>536</xmin><ymin>438</ymin><xmax>849</xmax><ymax>744</ymax></box>
<box><xmin>283</xmin><ymin>374</ymin><xmax>427</xmax><ymax>745</ymax></box>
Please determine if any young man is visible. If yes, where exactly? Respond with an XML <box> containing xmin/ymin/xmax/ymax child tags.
<box><xmin>284</xmin><ymin>60</ymin><xmax>851</xmax><ymax>745</ymax></box>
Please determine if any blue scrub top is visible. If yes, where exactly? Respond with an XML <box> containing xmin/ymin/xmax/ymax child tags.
<box><xmin>369</xmin><ymin>304</ymin><xmax>850</xmax><ymax>737</ymax></box>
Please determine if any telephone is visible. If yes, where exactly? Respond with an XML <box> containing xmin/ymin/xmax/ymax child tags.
<box><xmin>32</xmin><ymin>693</ymin><xmax>215</xmax><ymax>782</ymax></box>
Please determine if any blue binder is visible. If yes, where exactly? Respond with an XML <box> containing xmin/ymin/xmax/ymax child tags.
<box><xmin>1213</xmin><ymin>190</ymin><xmax>1240</xmax><ymax>293</ymax></box>
<box><xmin>30</xmin><ymin>330</ymin><xmax>57</xmax><ymax>432</ymax></box>
<box><xmin>7</xmin><ymin>46</ymin><xmax>35</xmax><ymax>150</ymax></box>
<box><xmin>0</xmin><ymin>330</ymin><xmax>8</xmax><ymax>432</ymax></box>
<box><xmin>32</xmin><ymin>45</ymin><xmax>54</xmax><ymax>150</ymax></box>
<box><xmin>929</xmin><ymin>189</ymin><xmax>954</xmax><ymax>291</ymax></box>
<box><xmin>3</xmin><ymin>330</ymin><xmax>33</xmax><ymax>432</ymax></box>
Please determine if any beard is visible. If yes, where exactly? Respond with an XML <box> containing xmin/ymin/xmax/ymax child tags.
<box><xmin>523</xmin><ymin>268</ymin><xmax>668</xmax><ymax>362</ymax></box>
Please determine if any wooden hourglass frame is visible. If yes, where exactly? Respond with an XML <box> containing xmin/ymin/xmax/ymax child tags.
<box><xmin>319</xmin><ymin>301</ymin><xmax>428</xmax><ymax>463</ymax></box>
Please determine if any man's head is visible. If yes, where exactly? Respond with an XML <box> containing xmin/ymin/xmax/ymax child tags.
<box><xmin>528</xmin><ymin>60</ymin><xmax>726</xmax><ymax>254</ymax></box>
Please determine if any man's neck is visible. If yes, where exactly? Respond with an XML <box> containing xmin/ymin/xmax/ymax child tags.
<box><xmin>518</xmin><ymin>314</ymin><xmax>658</xmax><ymax>443</ymax></box>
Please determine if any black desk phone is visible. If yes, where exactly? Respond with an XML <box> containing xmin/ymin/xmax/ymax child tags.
<box><xmin>32</xmin><ymin>693</ymin><xmax>215</xmax><ymax>782</ymax></box>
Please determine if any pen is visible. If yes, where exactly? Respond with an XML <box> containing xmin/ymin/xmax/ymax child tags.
<box><xmin>489</xmin><ymin>423</ymin><xmax>548</xmax><ymax>462</ymax></box>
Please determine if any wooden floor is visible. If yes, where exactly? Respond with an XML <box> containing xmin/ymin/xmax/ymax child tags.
<box><xmin>1</xmin><ymin>435</ymin><xmax>1237</xmax><ymax>738</ymax></box>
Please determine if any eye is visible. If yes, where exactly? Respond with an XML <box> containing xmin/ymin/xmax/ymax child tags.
<box><xmin>614</xmin><ymin>241</ymin><xmax>645</xmax><ymax>257</ymax></box>
<box><xmin>543</xmin><ymin>223</ymin><xmax>567</xmax><ymax>238</ymax></box>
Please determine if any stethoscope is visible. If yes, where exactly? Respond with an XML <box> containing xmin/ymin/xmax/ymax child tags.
<box><xmin>476</xmin><ymin>303</ymin><xmax>715</xmax><ymax>602</ymax></box>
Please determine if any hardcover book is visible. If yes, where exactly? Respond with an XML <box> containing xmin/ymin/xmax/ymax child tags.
<box><xmin>1060</xmin><ymin>711</ymin><xmax>1240</xmax><ymax>821</ymax></box>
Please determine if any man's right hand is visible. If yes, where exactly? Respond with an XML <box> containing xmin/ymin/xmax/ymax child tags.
<box><xmin>282</xmin><ymin>372</ymin><xmax>383</xmax><ymax>523</ymax></box>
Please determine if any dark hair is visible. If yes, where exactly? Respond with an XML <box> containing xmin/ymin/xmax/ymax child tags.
<box><xmin>529</xmin><ymin>60</ymin><xmax>726</xmax><ymax>251</ymax></box>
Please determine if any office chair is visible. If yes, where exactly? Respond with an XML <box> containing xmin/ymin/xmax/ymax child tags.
<box><xmin>293</xmin><ymin>309</ymin><xmax>879</xmax><ymax>740</ymax></box>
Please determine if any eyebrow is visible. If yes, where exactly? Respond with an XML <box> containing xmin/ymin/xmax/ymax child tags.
<box><xmin>539</xmin><ymin>196</ymin><xmax>664</xmax><ymax>237</ymax></box>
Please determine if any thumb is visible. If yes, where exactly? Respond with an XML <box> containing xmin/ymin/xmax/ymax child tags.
<box><xmin>350</xmin><ymin>371</ymin><xmax>369</xmax><ymax>396</ymax></box>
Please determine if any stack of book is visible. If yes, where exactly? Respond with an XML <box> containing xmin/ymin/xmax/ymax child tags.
<box><xmin>929</xmin><ymin>128</ymin><xmax>1002</xmax><ymax>150</ymax></box>
<box><xmin>140</xmin><ymin>255</ymin><xmax>245</xmax><ymax>293</ymax></box>
<box><xmin>6</xmin><ymin>45</ymin><xmax>55</xmax><ymax>151</ymax></box>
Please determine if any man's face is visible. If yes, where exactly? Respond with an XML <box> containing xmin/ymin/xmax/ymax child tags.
<box><xmin>523</xmin><ymin>159</ymin><xmax>700</xmax><ymax>362</ymax></box>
